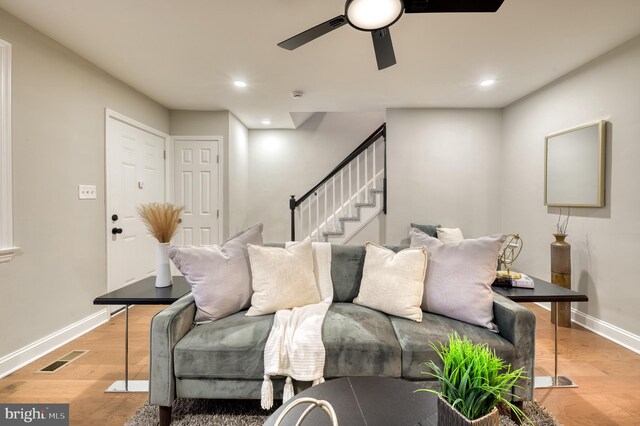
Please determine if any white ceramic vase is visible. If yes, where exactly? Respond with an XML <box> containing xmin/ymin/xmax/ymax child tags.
<box><xmin>155</xmin><ymin>242</ymin><xmax>172</xmax><ymax>288</ymax></box>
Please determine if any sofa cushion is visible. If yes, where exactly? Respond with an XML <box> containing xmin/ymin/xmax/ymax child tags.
<box><xmin>174</xmin><ymin>310</ymin><xmax>273</xmax><ymax>379</ymax></box>
<box><xmin>246</xmin><ymin>241</ymin><xmax>321</xmax><ymax>316</ymax></box>
<box><xmin>322</xmin><ymin>303</ymin><xmax>401</xmax><ymax>378</ymax></box>
<box><xmin>410</xmin><ymin>229</ymin><xmax>505</xmax><ymax>331</ymax></box>
<box><xmin>168</xmin><ymin>223</ymin><xmax>263</xmax><ymax>323</ymax></box>
<box><xmin>389</xmin><ymin>312</ymin><xmax>515</xmax><ymax>380</ymax></box>
<box><xmin>410</xmin><ymin>223</ymin><xmax>440</xmax><ymax>238</ymax></box>
<box><xmin>436</xmin><ymin>227</ymin><xmax>465</xmax><ymax>243</ymax></box>
<box><xmin>330</xmin><ymin>244</ymin><xmax>405</xmax><ymax>302</ymax></box>
<box><xmin>353</xmin><ymin>243</ymin><xmax>427</xmax><ymax>322</ymax></box>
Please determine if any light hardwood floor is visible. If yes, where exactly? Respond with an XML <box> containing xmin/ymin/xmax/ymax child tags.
<box><xmin>1</xmin><ymin>303</ymin><xmax>639</xmax><ymax>425</ymax></box>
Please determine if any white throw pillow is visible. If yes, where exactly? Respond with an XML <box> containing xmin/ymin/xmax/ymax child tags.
<box><xmin>436</xmin><ymin>227</ymin><xmax>465</xmax><ymax>243</ymax></box>
<box><xmin>410</xmin><ymin>228</ymin><xmax>505</xmax><ymax>331</ymax></box>
<box><xmin>353</xmin><ymin>243</ymin><xmax>428</xmax><ymax>322</ymax></box>
<box><xmin>246</xmin><ymin>241</ymin><xmax>321</xmax><ymax>316</ymax></box>
<box><xmin>168</xmin><ymin>223</ymin><xmax>263</xmax><ymax>323</ymax></box>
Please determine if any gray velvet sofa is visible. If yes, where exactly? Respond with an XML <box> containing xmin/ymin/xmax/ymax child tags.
<box><xmin>149</xmin><ymin>244</ymin><xmax>536</xmax><ymax>425</ymax></box>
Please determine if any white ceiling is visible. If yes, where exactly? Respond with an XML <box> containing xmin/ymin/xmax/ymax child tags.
<box><xmin>1</xmin><ymin>0</ymin><xmax>640</xmax><ymax>129</ymax></box>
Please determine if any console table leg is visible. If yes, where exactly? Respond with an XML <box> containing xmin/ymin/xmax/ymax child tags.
<box><xmin>104</xmin><ymin>305</ymin><xmax>148</xmax><ymax>392</ymax></box>
<box><xmin>125</xmin><ymin>304</ymin><xmax>129</xmax><ymax>391</ymax></box>
<box><xmin>554</xmin><ymin>301</ymin><xmax>558</xmax><ymax>385</ymax></box>
<box><xmin>534</xmin><ymin>302</ymin><xmax>578</xmax><ymax>388</ymax></box>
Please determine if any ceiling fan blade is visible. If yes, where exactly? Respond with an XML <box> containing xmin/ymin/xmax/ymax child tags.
<box><xmin>278</xmin><ymin>15</ymin><xmax>347</xmax><ymax>50</ymax></box>
<box><xmin>404</xmin><ymin>0</ymin><xmax>504</xmax><ymax>14</ymax></box>
<box><xmin>371</xmin><ymin>28</ymin><xmax>396</xmax><ymax>70</ymax></box>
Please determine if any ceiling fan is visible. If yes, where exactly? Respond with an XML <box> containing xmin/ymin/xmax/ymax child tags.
<box><xmin>278</xmin><ymin>0</ymin><xmax>505</xmax><ymax>70</ymax></box>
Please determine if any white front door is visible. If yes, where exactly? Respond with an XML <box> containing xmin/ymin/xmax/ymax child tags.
<box><xmin>106</xmin><ymin>112</ymin><xmax>167</xmax><ymax>292</ymax></box>
<box><xmin>173</xmin><ymin>138</ymin><xmax>221</xmax><ymax>246</ymax></box>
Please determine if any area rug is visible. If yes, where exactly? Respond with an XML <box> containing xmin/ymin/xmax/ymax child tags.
<box><xmin>125</xmin><ymin>398</ymin><xmax>559</xmax><ymax>426</ymax></box>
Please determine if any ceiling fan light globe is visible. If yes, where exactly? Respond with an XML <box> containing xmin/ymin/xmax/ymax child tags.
<box><xmin>345</xmin><ymin>0</ymin><xmax>404</xmax><ymax>31</ymax></box>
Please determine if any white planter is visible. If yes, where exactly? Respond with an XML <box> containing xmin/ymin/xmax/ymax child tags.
<box><xmin>155</xmin><ymin>242</ymin><xmax>172</xmax><ymax>288</ymax></box>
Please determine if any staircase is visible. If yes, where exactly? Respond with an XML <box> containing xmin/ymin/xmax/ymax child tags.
<box><xmin>289</xmin><ymin>124</ymin><xmax>386</xmax><ymax>244</ymax></box>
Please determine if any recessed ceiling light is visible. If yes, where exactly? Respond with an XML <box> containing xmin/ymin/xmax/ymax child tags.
<box><xmin>261</xmin><ymin>119</ymin><xmax>272</xmax><ymax>125</ymax></box>
<box><xmin>480</xmin><ymin>79</ymin><xmax>496</xmax><ymax>87</ymax></box>
<box><xmin>233</xmin><ymin>80</ymin><xmax>247</xmax><ymax>88</ymax></box>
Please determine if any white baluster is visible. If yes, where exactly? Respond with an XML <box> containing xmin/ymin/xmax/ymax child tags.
<box><xmin>332</xmin><ymin>176</ymin><xmax>336</xmax><ymax>231</ymax></box>
<box><xmin>340</xmin><ymin>169</ymin><xmax>344</xmax><ymax>221</ymax></box>
<box><xmin>357</xmin><ymin>154</ymin><xmax>360</xmax><ymax>203</ymax></box>
<box><xmin>366</xmin><ymin>147</ymin><xmax>369</xmax><ymax>202</ymax></box>
<box><xmin>316</xmin><ymin>193</ymin><xmax>320</xmax><ymax>242</ymax></box>
<box><xmin>349</xmin><ymin>162</ymin><xmax>352</xmax><ymax>216</ymax></box>
<box><xmin>373</xmin><ymin>141</ymin><xmax>377</xmax><ymax>189</ymax></box>
<box><xmin>324</xmin><ymin>184</ymin><xmax>327</xmax><ymax>239</ymax></box>
<box><xmin>308</xmin><ymin>199</ymin><xmax>311</xmax><ymax>241</ymax></box>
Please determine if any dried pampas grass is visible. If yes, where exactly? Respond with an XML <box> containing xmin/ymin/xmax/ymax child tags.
<box><xmin>138</xmin><ymin>202</ymin><xmax>184</xmax><ymax>243</ymax></box>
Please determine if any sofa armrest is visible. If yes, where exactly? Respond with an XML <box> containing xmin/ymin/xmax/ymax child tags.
<box><xmin>493</xmin><ymin>293</ymin><xmax>536</xmax><ymax>401</ymax></box>
<box><xmin>149</xmin><ymin>293</ymin><xmax>196</xmax><ymax>407</ymax></box>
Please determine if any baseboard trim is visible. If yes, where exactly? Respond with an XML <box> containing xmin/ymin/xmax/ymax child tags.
<box><xmin>0</xmin><ymin>309</ymin><xmax>110</xmax><ymax>379</ymax></box>
<box><xmin>534</xmin><ymin>302</ymin><xmax>640</xmax><ymax>355</ymax></box>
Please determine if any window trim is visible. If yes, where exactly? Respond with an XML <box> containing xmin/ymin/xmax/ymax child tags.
<box><xmin>0</xmin><ymin>39</ymin><xmax>18</xmax><ymax>263</ymax></box>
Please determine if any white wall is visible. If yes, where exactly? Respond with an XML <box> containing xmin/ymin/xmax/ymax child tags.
<box><xmin>0</xmin><ymin>8</ymin><xmax>169</xmax><ymax>359</ymax></box>
<box><xmin>247</xmin><ymin>112</ymin><xmax>385</xmax><ymax>242</ymax></box>
<box><xmin>502</xmin><ymin>35</ymin><xmax>640</xmax><ymax>340</ymax></box>
<box><xmin>228</xmin><ymin>113</ymin><xmax>249</xmax><ymax>236</ymax></box>
<box><xmin>385</xmin><ymin>108</ymin><xmax>503</xmax><ymax>244</ymax></box>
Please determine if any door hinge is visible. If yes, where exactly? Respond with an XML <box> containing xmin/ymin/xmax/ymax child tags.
<box><xmin>216</xmin><ymin>154</ymin><xmax>219</xmax><ymax>164</ymax></box>
<box><xmin>217</xmin><ymin>210</ymin><xmax>219</xmax><ymax>219</ymax></box>
<box><xmin>163</xmin><ymin>150</ymin><xmax>166</xmax><ymax>160</ymax></box>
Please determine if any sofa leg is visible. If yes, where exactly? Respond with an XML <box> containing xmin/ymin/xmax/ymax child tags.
<box><xmin>159</xmin><ymin>405</ymin><xmax>172</xmax><ymax>426</ymax></box>
<box><xmin>510</xmin><ymin>400</ymin><xmax>524</xmax><ymax>424</ymax></box>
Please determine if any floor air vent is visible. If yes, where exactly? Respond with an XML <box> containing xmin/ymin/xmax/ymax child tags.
<box><xmin>37</xmin><ymin>350</ymin><xmax>89</xmax><ymax>373</ymax></box>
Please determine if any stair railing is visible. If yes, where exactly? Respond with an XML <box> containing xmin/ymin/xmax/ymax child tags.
<box><xmin>289</xmin><ymin>123</ymin><xmax>386</xmax><ymax>241</ymax></box>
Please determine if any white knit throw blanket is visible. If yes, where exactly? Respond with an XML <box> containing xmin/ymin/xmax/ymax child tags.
<box><xmin>261</xmin><ymin>242</ymin><xmax>333</xmax><ymax>410</ymax></box>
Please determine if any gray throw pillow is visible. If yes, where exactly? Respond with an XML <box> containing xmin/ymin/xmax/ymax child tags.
<box><xmin>410</xmin><ymin>223</ymin><xmax>440</xmax><ymax>238</ymax></box>
<box><xmin>410</xmin><ymin>227</ymin><xmax>505</xmax><ymax>331</ymax></box>
<box><xmin>168</xmin><ymin>223</ymin><xmax>263</xmax><ymax>323</ymax></box>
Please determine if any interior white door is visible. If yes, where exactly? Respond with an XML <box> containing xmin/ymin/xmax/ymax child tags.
<box><xmin>173</xmin><ymin>138</ymin><xmax>221</xmax><ymax>246</ymax></box>
<box><xmin>107</xmin><ymin>115</ymin><xmax>166</xmax><ymax>292</ymax></box>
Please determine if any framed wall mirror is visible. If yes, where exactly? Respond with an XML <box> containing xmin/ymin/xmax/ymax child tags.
<box><xmin>545</xmin><ymin>120</ymin><xmax>606</xmax><ymax>207</ymax></box>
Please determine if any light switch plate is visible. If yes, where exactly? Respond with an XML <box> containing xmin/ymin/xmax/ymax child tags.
<box><xmin>78</xmin><ymin>184</ymin><xmax>97</xmax><ymax>200</ymax></box>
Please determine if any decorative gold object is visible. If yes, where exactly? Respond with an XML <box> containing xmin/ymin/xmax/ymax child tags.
<box><xmin>496</xmin><ymin>234</ymin><xmax>523</xmax><ymax>279</ymax></box>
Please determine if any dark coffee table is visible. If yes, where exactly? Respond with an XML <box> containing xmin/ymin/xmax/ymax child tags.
<box><xmin>264</xmin><ymin>377</ymin><xmax>436</xmax><ymax>426</ymax></box>
<box><xmin>93</xmin><ymin>276</ymin><xmax>191</xmax><ymax>392</ymax></box>
<box><xmin>493</xmin><ymin>274</ymin><xmax>588</xmax><ymax>388</ymax></box>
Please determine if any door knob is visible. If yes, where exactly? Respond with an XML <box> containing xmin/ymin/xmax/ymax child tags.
<box><xmin>111</xmin><ymin>227</ymin><xmax>123</xmax><ymax>235</ymax></box>
<box><xmin>112</xmin><ymin>214</ymin><xmax>119</xmax><ymax>221</ymax></box>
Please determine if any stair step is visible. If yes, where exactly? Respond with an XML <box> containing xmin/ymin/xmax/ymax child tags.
<box><xmin>339</xmin><ymin>216</ymin><xmax>360</xmax><ymax>222</ymax></box>
<box><xmin>370</xmin><ymin>188</ymin><xmax>384</xmax><ymax>193</ymax></box>
<box><xmin>355</xmin><ymin>202</ymin><xmax>376</xmax><ymax>208</ymax></box>
<box><xmin>322</xmin><ymin>230</ymin><xmax>344</xmax><ymax>236</ymax></box>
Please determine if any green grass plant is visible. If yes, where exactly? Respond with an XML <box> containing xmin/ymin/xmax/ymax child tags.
<box><xmin>417</xmin><ymin>332</ymin><xmax>530</xmax><ymax>423</ymax></box>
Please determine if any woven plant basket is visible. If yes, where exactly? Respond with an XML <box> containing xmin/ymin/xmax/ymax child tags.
<box><xmin>437</xmin><ymin>395</ymin><xmax>499</xmax><ymax>426</ymax></box>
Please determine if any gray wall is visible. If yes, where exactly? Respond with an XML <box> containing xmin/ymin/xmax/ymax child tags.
<box><xmin>501</xmin><ymin>35</ymin><xmax>640</xmax><ymax>336</ymax></box>
<box><xmin>0</xmin><ymin>8</ymin><xmax>169</xmax><ymax>358</ymax></box>
<box><xmin>247</xmin><ymin>112</ymin><xmax>385</xmax><ymax>242</ymax></box>
<box><xmin>385</xmin><ymin>108</ymin><xmax>503</xmax><ymax>244</ymax></box>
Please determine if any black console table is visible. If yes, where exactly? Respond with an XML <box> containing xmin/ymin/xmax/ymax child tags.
<box><xmin>93</xmin><ymin>276</ymin><xmax>191</xmax><ymax>392</ymax></box>
<box><xmin>493</xmin><ymin>275</ymin><xmax>588</xmax><ymax>388</ymax></box>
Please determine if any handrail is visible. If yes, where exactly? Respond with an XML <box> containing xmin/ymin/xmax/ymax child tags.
<box><xmin>289</xmin><ymin>123</ymin><xmax>386</xmax><ymax>241</ymax></box>
<box><xmin>295</xmin><ymin>123</ymin><xmax>385</xmax><ymax>207</ymax></box>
